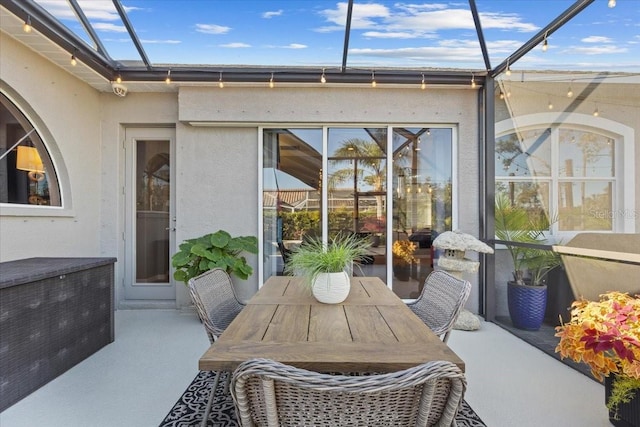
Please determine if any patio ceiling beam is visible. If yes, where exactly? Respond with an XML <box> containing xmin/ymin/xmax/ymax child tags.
<box><xmin>67</xmin><ymin>0</ymin><xmax>110</xmax><ymax>58</ymax></box>
<box><xmin>114</xmin><ymin>67</ymin><xmax>486</xmax><ymax>86</ymax></box>
<box><xmin>1</xmin><ymin>0</ymin><xmax>117</xmax><ymax>79</ymax></box>
<box><xmin>469</xmin><ymin>0</ymin><xmax>491</xmax><ymax>72</ymax></box>
<box><xmin>341</xmin><ymin>0</ymin><xmax>354</xmax><ymax>73</ymax></box>
<box><xmin>112</xmin><ymin>0</ymin><xmax>152</xmax><ymax>69</ymax></box>
<box><xmin>491</xmin><ymin>0</ymin><xmax>594</xmax><ymax>77</ymax></box>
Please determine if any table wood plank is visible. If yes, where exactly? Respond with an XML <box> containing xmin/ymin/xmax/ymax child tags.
<box><xmin>345</xmin><ymin>305</ymin><xmax>398</xmax><ymax>344</ymax></box>
<box><xmin>263</xmin><ymin>305</ymin><xmax>309</xmax><ymax>341</ymax></box>
<box><xmin>309</xmin><ymin>305</ymin><xmax>351</xmax><ymax>342</ymax></box>
<box><xmin>199</xmin><ymin>276</ymin><xmax>465</xmax><ymax>374</ymax></box>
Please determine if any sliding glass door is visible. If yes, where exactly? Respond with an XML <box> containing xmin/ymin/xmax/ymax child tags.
<box><xmin>262</xmin><ymin>126</ymin><xmax>453</xmax><ymax>299</ymax></box>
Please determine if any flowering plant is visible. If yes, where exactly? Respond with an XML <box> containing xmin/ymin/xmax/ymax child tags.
<box><xmin>555</xmin><ymin>292</ymin><xmax>640</xmax><ymax>415</ymax></box>
<box><xmin>392</xmin><ymin>240</ymin><xmax>416</xmax><ymax>265</ymax></box>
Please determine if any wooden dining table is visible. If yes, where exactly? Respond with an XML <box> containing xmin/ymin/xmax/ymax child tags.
<box><xmin>199</xmin><ymin>276</ymin><xmax>464</xmax><ymax>373</ymax></box>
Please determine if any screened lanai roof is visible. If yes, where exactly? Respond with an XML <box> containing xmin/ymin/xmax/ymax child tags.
<box><xmin>1</xmin><ymin>0</ymin><xmax>638</xmax><ymax>92</ymax></box>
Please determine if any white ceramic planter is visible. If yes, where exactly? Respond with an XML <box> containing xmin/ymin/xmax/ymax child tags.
<box><xmin>312</xmin><ymin>271</ymin><xmax>350</xmax><ymax>304</ymax></box>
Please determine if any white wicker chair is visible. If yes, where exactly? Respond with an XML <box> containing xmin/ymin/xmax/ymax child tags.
<box><xmin>231</xmin><ymin>358</ymin><xmax>466</xmax><ymax>427</ymax></box>
<box><xmin>188</xmin><ymin>268</ymin><xmax>245</xmax><ymax>427</ymax></box>
<box><xmin>406</xmin><ymin>270</ymin><xmax>472</xmax><ymax>343</ymax></box>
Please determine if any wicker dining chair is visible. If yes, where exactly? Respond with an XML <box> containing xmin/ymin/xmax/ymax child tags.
<box><xmin>231</xmin><ymin>358</ymin><xmax>466</xmax><ymax>427</ymax></box>
<box><xmin>406</xmin><ymin>270</ymin><xmax>472</xmax><ymax>343</ymax></box>
<box><xmin>188</xmin><ymin>268</ymin><xmax>245</xmax><ymax>427</ymax></box>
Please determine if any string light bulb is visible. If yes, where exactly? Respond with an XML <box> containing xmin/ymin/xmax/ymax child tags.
<box><xmin>70</xmin><ymin>53</ymin><xmax>77</xmax><ymax>66</ymax></box>
<box><xmin>218</xmin><ymin>72</ymin><xmax>224</xmax><ymax>88</ymax></box>
<box><xmin>116</xmin><ymin>73</ymin><xmax>122</xmax><ymax>84</ymax></box>
<box><xmin>420</xmin><ymin>73</ymin><xmax>426</xmax><ymax>90</ymax></box>
<box><xmin>542</xmin><ymin>32</ymin><xmax>548</xmax><ymax>52</ymax></box>
<box><xmin>499</xmin><ymin>92</ymin><xmax>504</xmax><ymax>100</ymax></box>
<box><xmin>371</xmin><ymin>70</ymin><xmax>376</xmax><ymax>88</ymax></box>
<box><xmin>548</xmin><ymin>99</ymin><xmax>554</xmax><ymax>110</ymax></box>
<box><xmin>505</xmin><ymin>59</ymin><xmax>511</xmax><ymax>76</ymax></box>
<box><xmin>165</xmin><ymin>69</ymin><xmax>171</xmax><ymax>84</ymax></box>
<box><xmin>608</xmin><ymin>0</ymin><xmax>616</xmax><ymax>7</ymax></box>
<box><xmin>471</xmin><ymin>73</ymin><xmax>476</xmax><ymax>89</ymax></box>
<box><xmin>23</xmin><ymin>15</ymin><xmax>32</xmax><ymax>33</ymax></box>
<box><xmin>320</xmin><ymin>68</ymin><xmax>326</xmax><ymax>84</ymax></box>
<box><xmin>567</xmin><ymin>81</ymin><xmax>573</xmax><ymax>98</ymax></box>
<box><xmin>593</xmin><ymin>104</ymin><xmax>600</xmax><ymax>117</ymax></box>
<box><xmin>269</xmin><ymin>73</ymin><xmax>274</xmax><ymax>88</ymax></box>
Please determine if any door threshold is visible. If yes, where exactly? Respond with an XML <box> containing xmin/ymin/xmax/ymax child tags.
<box><xmin>118</xmin><ymin>300</ymin><xmax>177</xmax><ymax>310</ymax></box>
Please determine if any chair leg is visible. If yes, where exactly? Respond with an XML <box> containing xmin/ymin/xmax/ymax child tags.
<box><xmin>200</xmin><ymin>371</ymin><xmax>222</xmax><ymax>427</ymax></box>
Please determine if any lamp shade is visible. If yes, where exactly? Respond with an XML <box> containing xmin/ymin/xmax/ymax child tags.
<box><xmin>16</xmin><ymin>146</ymin><xmax>45</xmax><ymax>173</ymax></box>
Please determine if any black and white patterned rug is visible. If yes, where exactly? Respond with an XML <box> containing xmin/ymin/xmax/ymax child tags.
<box><xmin>159</xmin><ymin>370</ymin><xmax>486</xmax><ymax>426</ymax></box>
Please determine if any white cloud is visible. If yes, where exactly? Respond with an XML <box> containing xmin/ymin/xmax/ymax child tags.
<box><xmin>196</xmin><ymin>24</ymin><xmax>231</xmax><ymax>35</ymax></box>
<box><xmin>478</xmin><ymin>12</ymin><xmax>539</xmax><ymax>32</ymax></box>
<box><xmin>571</xmin><ymin>46</ymin><xmax>628</xmax><ymax>55</ymax></box>
<box><xmin>140</xmin><ymin>39</ymin><xmax>181</xmax><ymax>45</ymax></box>
<box><xmin>582</xmin><ymin>36</ymin><xmax>614</xmax><ymax>43</ymax></box>
<box><xmin>263</xmin><ymin>10</ymin><xmax>283</xmax><ymax>19</ymax></box>
<box><xmin>362</xmin><ymin>31</ymin><xmax>429</xmax><ymax>39</ymax></box>
<box><xmin>92</xmin><ymin>22</ymin><xmax>127</xmax><ymax>33</ymax></box>
<box><xmin>317</xmin><ymin>3</ymin><xmax>538</xmax><ymax>38</ymax></box>
<box><xmin>285</xmin><ymin>43</ymin><xmax>307</xmax><ymax>49</ymax></box>
<box><xmin>319</xmin><ymin>2</ymin><xmax>390</xmax><ymax>29</ymax></box>
<box><xmin>219</xmin><ymin>42</ymin><xmax>251</xmax><ymax>48</ymax></box>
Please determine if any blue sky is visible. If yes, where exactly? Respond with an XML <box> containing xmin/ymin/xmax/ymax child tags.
<box><xmin>35</xmin><ymin>0</ymin><xmax>640</xmax><ymax>72</ymax></box>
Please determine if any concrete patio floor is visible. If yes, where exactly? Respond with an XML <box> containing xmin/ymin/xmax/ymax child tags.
<box><xmin>0</xmin><ymin>309</ymin><xmax>611</xmax><ymax>427</ymax></box>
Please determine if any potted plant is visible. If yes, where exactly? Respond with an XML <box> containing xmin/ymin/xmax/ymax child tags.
<box><xmin>392</xmin><ymin>239</ymin><xmax>417</xmax><ymax>281</ymax></box>
<box><xmin>555</xmin><ymin>292</ymin><xmax>640</xmax><ymax>425</ymax></box>
<box><xmin>285</xmin><ymin>232</ymin><xmax>371</xmax><ymax>304</ymax></box>
<box><xmin>494</xmin><ymin>194</ymin><xmax>562</xmax><ymax>330</ymax></box>
<box><xmin>171</xmin><ymin>229</ymin><xmax>258</xmax><ymax>285</ymax></box>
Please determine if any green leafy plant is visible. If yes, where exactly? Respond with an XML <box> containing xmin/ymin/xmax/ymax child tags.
<box><xmin>284</xmin><ymin>232</ymin><xmax>371</xmax><ymax>285</ymax></box>
<box><xmin>494</xmin><ymin>194</ymin><xmax>561</xmax><ymax>285</ymax></box>
<box><xmin>171</xmin><ymin>230</ymin><xmax>258</xmax><ymax>284</ymax></box>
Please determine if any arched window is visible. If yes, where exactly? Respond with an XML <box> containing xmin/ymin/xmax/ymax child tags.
<box><xmin>495</xmin><ymin>113</ymin><xmax>635</xmax><ymax>235</ymax></box>
<box><xmin>0</xmin><ymin>92</ymin><xmax>61</xmax><ymax>207</ymax></box>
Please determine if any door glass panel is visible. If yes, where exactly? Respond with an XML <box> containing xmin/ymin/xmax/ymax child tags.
<box><xmin>392</xmin><ymin>127</ymin><xmax>452</xmax><ymax>298</ymax></box>
<box><xmin>327</xmin><ymin>128</ymin><xmax>387</xmax><ymax>281</ymax></box>
<box><xmin>263</xmin><ymin>129</ymin><xmax>322</xmax><ymax>278</ymax></box>
<box><xmin>136</xmin><ymin>140</ymin><xmax>170</xmax><ymax>284</ymax></box>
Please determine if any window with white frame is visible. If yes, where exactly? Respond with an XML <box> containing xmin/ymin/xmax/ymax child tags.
<box><xmin>0</xmin><ymin>92</ymin><xmax>61</xmax><ymax>207</ymax></box>
<box><xmin>495</xmin><ymin>114</ymin><xmax>635</xmax><ymax>236</ymax></box>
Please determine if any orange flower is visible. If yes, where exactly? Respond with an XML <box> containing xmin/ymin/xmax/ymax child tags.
<box><xmin>555</xmin><ymin>292</ymin><xmax>640</xmax><ymax>382</ymax></box>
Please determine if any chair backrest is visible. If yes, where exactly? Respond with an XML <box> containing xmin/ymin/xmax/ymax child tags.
<box><xmin>407</xmin><ymin>270</ymin><xmax>472</xmax><ymax>343</ymax></box>
<box><xmin>188</xmin><ymin>268</ymin><xmax>245</xmax><ymax>343</ymax></box>
<box><xmin>232</xmin><ymin>358</ymin><xmax>466</xmax><ymax>427</ymax></box>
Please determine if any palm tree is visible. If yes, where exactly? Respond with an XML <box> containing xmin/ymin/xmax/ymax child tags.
<box><xmin>329</xmin><ymin>138</ymin><xmax>386</xmax><ymax>225</ymax></box>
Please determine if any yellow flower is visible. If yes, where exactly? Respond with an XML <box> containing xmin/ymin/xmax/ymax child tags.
<box><xmin>392</xmin><ymin>240</ymin><xmax>417</xmax><ymax>265</ymax></box>
<box><xmin>555</xmin><ymin>292</ymin><xmax>640</xmax><ymax>382</ymax></box>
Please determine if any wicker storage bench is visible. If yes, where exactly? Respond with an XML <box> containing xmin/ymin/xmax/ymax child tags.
<box><xmin>0</xmin><ymin>257</ymin><xmax>116</xmax><ymax>411</ymax></box>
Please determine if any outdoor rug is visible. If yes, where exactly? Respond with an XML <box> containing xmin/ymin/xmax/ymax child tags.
<box><xmin>159</xmin><ymin>370</ymin><xmax>487</xmax><ymax>427</ymax></box>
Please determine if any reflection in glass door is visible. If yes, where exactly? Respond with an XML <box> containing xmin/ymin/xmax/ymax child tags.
<box><xmin>392</xmin><ymin>128</ymin><xmax>452</xmax><ymax>298</ymax></box>
<box><xmin>327</xmin><ymin>127</ymin><xmax>388</xmax><ymax>284</ymax></box>
<box><xmin>125</xmin><ymin>128</ymin><xmax>175</xmax><ymax>300</ymax></box>
<box><xmin>262</xmin><ymin>129</ymin><xmax>322</xmax><ymax>278</ymax></box>
<box><xmin>261</xmin><ymin>126</ymin><xmax>453</xmax><ymax>299</ymax></box>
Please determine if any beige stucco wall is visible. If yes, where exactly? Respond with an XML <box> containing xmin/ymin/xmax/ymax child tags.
<box><xmin>0</xmin><ymin>32</ymin><xmax>103</xmax><ymax>261</ymax></box>
<box><xmin>179</xmin><ymin>86</ymin><xmax>482</xmax><ymax>308</ymax></box>
<box><xmin>1</xmin><ymin>33</ymin><xmax>484</xmax><ymax>311</ymax></box>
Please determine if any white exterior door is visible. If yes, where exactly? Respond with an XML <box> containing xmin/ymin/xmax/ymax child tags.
<box><xmin>124</xmin><ymin>127</ymin><xmax>176</xmax><ymax>300</ymax></box>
